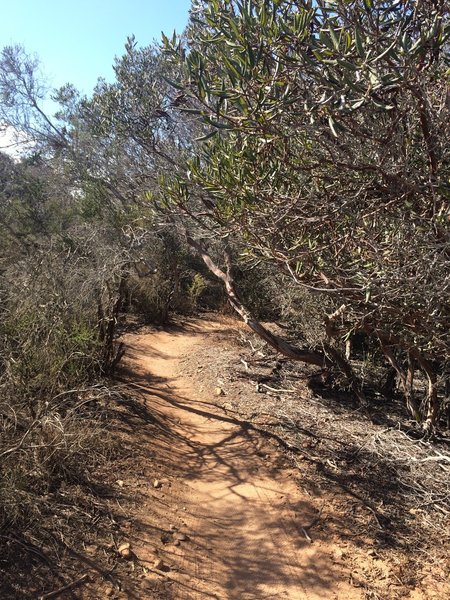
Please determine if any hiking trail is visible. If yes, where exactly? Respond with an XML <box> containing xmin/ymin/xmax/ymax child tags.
<box><xmin>113</xmin><ymin>317</ymin><xmax>361</xmax><ymax>599</ymax></box>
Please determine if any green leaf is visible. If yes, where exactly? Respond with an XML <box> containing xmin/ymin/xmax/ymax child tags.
<box><xmin>179</xmin><ymin>107</ymin><xmax>203</xmax><ymax>115</ymax></box>
<box><xmin>195</xmin><ymin>130</ymin><xmax>218</xmax><ymax>142</ymax></box>
<box><xmin>204</xmin><ymin>116</ymin><xmax>233</xmax><ymax>129</ymax></box>
<box><xmin>372</xmin><ymin>39</ymin><xmax>398</xmax><ymax>63</ymax></box>
<box><xmin>320</xmin><ymin>30</ymin><xmax>334</xmax><ymax>51</ymax></box>
<box><xmin>161</xmin><ymin>75</ymin><xmax>186</xmax><ymax>91</ymax></box>
<box><xmin>354</xmin><ymin>28</ymin><xmax>365</xmax><ymax>59</ymax></box>
<box><xmin>329</xmin><ymin>27</ymin><xmax>340</xmax><ymax>51</ymax></box>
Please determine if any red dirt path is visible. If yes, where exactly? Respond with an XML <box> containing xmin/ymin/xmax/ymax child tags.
<box><xmin>113</xmin><ymin>318</ymin><xmax>362</xmax><ymax>599</ymax></box>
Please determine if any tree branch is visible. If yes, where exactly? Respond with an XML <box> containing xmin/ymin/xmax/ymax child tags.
<box><xmin>184</xmin><ymin>233</ymin><xmax>329</xmax><ymax>368</ymax></box>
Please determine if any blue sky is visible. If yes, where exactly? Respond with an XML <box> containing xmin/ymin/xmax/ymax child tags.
<box><xmin>0</xmin><ymin>0</ymin><xmax>192</xmax><ymax>96</ymax></box>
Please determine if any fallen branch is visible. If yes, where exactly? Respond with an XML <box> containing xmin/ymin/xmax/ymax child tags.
<box><xmin>240</xmin><ymin>358</ymin><xmax>250</xmax><ymax>371</ymax></box>
<box><xmin>260</xmin><ymin>383</ymin><xmax>296</xmax><ymax>394</ymax></box>
<box><xmin>409</xmin><ymin>453</ymin><xmax>450</xmax><ymax>464</ymax></box>
<box><xmin>38</xmin><ymin>573</ymin><xmax>90</xmax><ymax>599</ymax></box>
<box><xmin>0</xmin><ymin>535</ymin><xmax>50</xmax><ymax>564</ymax></box>
<box><xmin>301</xmin><ymin>528</ymin><xmax>313</xmax><ymax>543</ymax></box>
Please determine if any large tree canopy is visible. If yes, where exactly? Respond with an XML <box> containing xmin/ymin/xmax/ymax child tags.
<box><xmin>159</xmin><ymin>0</ymin><xmax>450</xmax><ymax>428</ymax></box>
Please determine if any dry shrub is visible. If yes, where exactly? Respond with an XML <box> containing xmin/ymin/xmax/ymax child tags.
<box><xmin>125</xmin><ymin>232</ymin><xmax>225</xmax><ymax>322</ymax></box>
<box><xmin>0</xmin><ymin>393</ymin><xmax>111</xmax><ymax>531</ymax></box>
<box><xmin>0</xmin><ymin>226</ymin><xmax>125</xmax><ymax>572</ymax></box>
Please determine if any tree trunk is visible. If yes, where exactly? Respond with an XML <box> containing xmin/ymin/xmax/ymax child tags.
<box><xmin>185</xmin><ymin>233</ymin><xmax>330</xmax><ymax>368</ymax></box>
<box><xmin>380</xmin><ymin>341</ymin><xmax>422</xmax><ymax>422</ymax></box>
<box><xmin>416</xmin><ymin>355</ymin><xmax>439</xmax><ymax>434</ymax></box>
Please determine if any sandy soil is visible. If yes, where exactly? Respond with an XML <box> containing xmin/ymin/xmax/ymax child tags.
<box><xmin>108</xmin><ymin>317</ymin><xmax>363</xmax><ymax>599</ymax></box>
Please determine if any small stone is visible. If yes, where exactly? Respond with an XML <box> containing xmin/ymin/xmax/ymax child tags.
<box><xmin>116</xmin><ymin>479</ymin><xmax>124</xmax><ymax>488</ymax></box>
<box><xmin>153</xmin><ymin>479</ymin><xmax>162</xmax><ymax>489</ymax></box>
<box><xmin>154</xmin><ymin>558</ymin><xmax>170</xmax><ymax>572</ymax></box>
<box><xmin>174</xmin><ymin>532</ymin><xmax>187</xmax><ymax>542</ymax></box>
<box><xmin>118</xmin><ymin>542</ymin><xmax>132</xmax><ymax>559</ymax></box>
<box><xmin>173</xmin><ymin>540</ymin><xmax>180</xmax><ymax>547</ymax></box>
<box><xmin>85</xmin><ymin>544</ymin><xmax>97</xmax><ymax>556</ymax></box>
<box><xmin>215</xmin><ymin>387</ymin><xmax>225</xmax><ymax>396</ymax></box>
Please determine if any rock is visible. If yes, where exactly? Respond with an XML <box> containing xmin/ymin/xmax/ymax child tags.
<box><xmin>153</xmin><ymin>479</ymin><xmax>162</xmax><ymax>489</ymax></box>
<box><xmin>174</xmin><ymin>532</ymin><xmax>188</xmax><ymax>542</ymax></box>
<box><xmin>84</xmin><ymin>544</ymin><xmax>97</xmax><ymax>556</ymax></box>
<box><xmin>118</xmin><ymin>542</ymin><xmax>132</xmax><ymax>559</ymax></box>
<box><xmin>215</xmin><ymin>387</ymin><xmax>225</xmax><ymax>396</ymax></box>
<box><xmin>154</xmin><ymin>558</ymin><xmax>170</xmax><ymax>572</ymax></box>
<box><xmin>116</xmin><ymin>479</ymin><xmax>124</xmax><ymax>488</ymax></box>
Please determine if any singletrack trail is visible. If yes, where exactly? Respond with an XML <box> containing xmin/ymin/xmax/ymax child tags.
<box><xmin>120</xmin><ymin>317</ymin><xmax>361</xmax><ymax>600</ymax></box>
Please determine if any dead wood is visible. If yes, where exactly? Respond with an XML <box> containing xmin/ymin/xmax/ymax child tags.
<box><xmin>38</xmin><ymin>573</ymin><xmax>90</xmax><ymax>599</ymax></box>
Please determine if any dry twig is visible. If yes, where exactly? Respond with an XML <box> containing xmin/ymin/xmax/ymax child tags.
<box><xmin>38</xmin><ymin>572</ymin><xmax>90</xmax><ymax>599</ymax></box>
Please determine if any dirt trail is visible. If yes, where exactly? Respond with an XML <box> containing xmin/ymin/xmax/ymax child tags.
<box><xmin>120</xmin><ymin>318</ymin><xmax>361</xmax><ymax>600</ymax></box>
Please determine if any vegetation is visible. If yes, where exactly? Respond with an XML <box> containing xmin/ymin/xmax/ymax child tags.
<box><xmin>0</xmin><ymin>0</ymin><xmax>449</xmax><ymax>593</ymax></box>
<box><xmin>160</xmin><ymin>0</ymin><xmax>450</xmax><ymax>431</ymax></box>
<box><xmin>0</xmin><ymin>150</ymin><xmax>123</xmax><ymax>559</ymax></box>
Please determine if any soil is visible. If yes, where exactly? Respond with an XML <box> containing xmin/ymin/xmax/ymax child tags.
<box><xmin>14</xmin><ymin>313</ymin><xmax>448</xmax><ymax>599</ymax></box>
<box><xmin>97</xmin><ymin>316</ymin><xmax>362</xmax><ymax>599</ymax></box>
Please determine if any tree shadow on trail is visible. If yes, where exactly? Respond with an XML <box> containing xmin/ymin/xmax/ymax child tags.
<box><xmin>116</xmin><ymin>380</ymin><xmax>347</xmax><ymax>599</ymax></box>
<box><xmin>121</xmin><ymin>361</ymin><xmax>417</xmax><ymax>558</ymax></box>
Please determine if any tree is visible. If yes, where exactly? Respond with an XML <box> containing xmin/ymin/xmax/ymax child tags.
<box><xmin>160</xmin><ymin>0</ymin><xmax>450</xmax><ymax>430</ymax></box>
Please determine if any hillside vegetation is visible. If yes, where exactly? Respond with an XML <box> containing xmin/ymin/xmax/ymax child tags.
<box><xmin>0</xmin><ymin>0</ymin><xmax>449</xmax><ymax>596</ymax></box>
